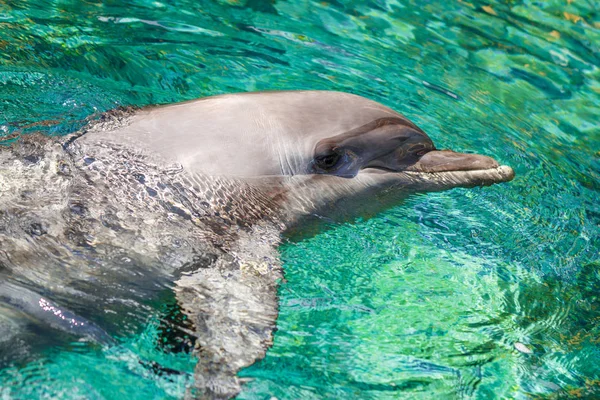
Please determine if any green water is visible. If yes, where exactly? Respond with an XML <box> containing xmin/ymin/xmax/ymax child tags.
<box><xmin>1</xmin><ymin>0</ymin><xmax>599</xmax><ymax>398</ymax></box>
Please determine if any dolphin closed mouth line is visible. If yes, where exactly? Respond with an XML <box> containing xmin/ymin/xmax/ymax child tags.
<box><xmin>406</xmin><ymin>165</ymin><xmax>514</xmax><ymax>177</ymax></box>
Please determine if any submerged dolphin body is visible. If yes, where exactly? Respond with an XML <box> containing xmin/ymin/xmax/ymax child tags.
<box><xmin>0</xmin><ymin>91</ymin><xmax>513</xmax><ymax>398</ymax></box>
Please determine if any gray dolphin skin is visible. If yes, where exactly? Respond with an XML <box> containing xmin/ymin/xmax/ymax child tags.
<box><xmin>0</xmin><ymin>90</ymin><xmax>514</xmax><ymax>399</ymax></box>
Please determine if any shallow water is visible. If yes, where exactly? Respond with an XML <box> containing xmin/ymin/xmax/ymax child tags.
<box><xmin>1</xmin><ymin>0</ymin><xmax>599</xmax><ymax>398</ymax></box>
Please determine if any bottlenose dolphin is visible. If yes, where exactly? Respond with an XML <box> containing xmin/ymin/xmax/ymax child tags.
<box><xmin>0</xmin><ymin>91</ymin><xmax>513</xmax><ymax>398</ymax></box>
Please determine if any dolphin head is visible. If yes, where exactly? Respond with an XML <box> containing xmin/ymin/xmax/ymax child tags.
<box><xmin>73</xmin><ymin>90</ymin><xmax>514</xmax><ymax>225</ymax></box>
<box><xmin>305</xmin><ymin>117</ymin><xmax>514</xmax><ymax>187</ymax></box>
<box><xmin>279</xmin><ymin>113</ymin><xmax>514</xmax><ymax>232</ymax></box>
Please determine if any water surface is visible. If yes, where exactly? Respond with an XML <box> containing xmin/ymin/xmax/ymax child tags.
<box><xmin>1</xmin><ymin>0</ymin><xmax>599</xmax><ymax>398</ymax></box>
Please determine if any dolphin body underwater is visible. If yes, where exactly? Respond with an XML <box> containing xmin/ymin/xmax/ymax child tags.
<box><xmin>0</xmin><ymin>91</ymin><xmax>514</xmax><ymax>398</ymax></box>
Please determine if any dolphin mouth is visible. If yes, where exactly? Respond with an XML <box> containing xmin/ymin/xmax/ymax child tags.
<box><xmin>361</xmin><ymin>150</ymin><xmax>515</xmax><ymax>186</ymax></box>
<box><xmin>405</xmin><ymin>150</ymin><xmax>515</xmax><ymax>186</ymax></box>
<box><xmin>404</xmin><ymin>150</ymin><xmax>515</xmax><ymax>185</ymax></box>
<box><xmin>408</xmin><ymin>164</ymin><xmax>516</xmax><ymax>185</ymax></box>
<box><xmin>362</xmin><ymin>165</ymin><xmax>514</xmax><ymax>184</ymax></box>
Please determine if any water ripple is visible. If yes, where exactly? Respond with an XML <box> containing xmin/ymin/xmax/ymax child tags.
<box><xmin>1</xmin><ymin>0</ymin><xmax>599</xmax><ymax>398</ymax></box>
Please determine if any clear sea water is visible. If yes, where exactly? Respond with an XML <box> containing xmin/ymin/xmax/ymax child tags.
<box><xmin>1</xmin><ymin>0</ymin><xmax>599</xmax><ymax>398</ymax></box>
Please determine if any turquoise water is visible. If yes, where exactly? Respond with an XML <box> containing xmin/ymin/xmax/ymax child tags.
<box><xmin>1</xmin><ymin>0</ymin><xmax>599</xmax><ymax>398</ymax></box>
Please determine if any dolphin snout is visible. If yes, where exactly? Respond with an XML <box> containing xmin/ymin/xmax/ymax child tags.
<box><xmin>406</xmin><ymin>150</ymin><xmax>500</xmax><ymax>173</ymax></box>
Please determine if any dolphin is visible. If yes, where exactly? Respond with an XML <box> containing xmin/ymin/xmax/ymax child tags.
<box><xmin>0</xmin><ymin>90</ymin><xmax>513</xmax><ymax>398</ymax></box>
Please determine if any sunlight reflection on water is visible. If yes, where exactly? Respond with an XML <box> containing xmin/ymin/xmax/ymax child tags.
<box><xmin>0</xmin><ymin>0</ymin><xmax>599</xmax><ymax>398</ymax></box>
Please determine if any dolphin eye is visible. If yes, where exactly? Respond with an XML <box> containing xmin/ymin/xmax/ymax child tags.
<box><xmin>410</xmin><ymin>145</ymin><xmax>432</xmax><ymax>157</ymax></box>
<box><xmin>314</xmin><ymin>152</ymin><xmax>342</xmax><ymax>170</ymax></box>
